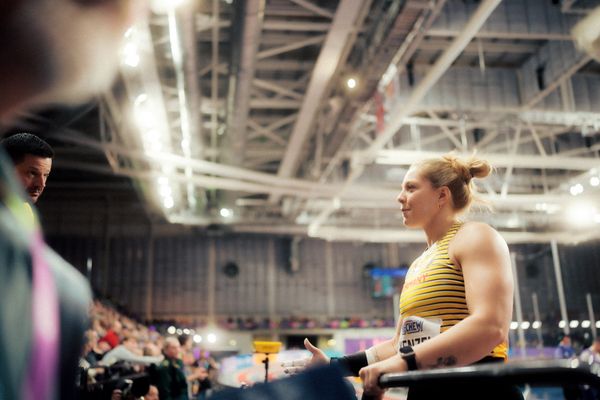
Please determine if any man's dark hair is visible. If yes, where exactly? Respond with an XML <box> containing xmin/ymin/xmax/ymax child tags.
<box><xmin>0</xmin><ymin>132</ymin><xmax>54</xmax><ymax>164</ymax></box>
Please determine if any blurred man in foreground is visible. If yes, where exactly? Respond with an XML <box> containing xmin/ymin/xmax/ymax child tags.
<box><xmin>0</xmin><ymin>1</ymin><xmax>143</xmax><ymax>399</ymax></box>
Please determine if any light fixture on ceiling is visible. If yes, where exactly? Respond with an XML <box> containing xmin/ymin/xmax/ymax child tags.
<box><xmin>207</xmin><ymin>333</ymin><xmax>217</xmax><ymax>343</ymax></box>
<box><xmin>569</xmin><ymin>183</ymin><xmax>584</xmax><ymax>196</ymax></box>
<box><xmin>590</xmin><ymin>176</ymin><xmax>600</xmax><ymax>187</ymax></box>
<box><xmin>565</xmin><ymin>202</ymin><xmax>597</xmax><ymax>227</ymax></box>
<box><xmin>220</xmin><ymin>208</ymin><xmax>233</xmax><ymax>218</ymax></box>
<box><xmin>164</xmin><ymin>197</ymin><xmax>175</xmax><ymax>209</ymax></box>
<box><xmin>582</xmin><ymin>320</ymin><xmax>591</xmax><ymax>328</ymax></box>
<box><xmin>193</xmin><ymin>334</ymin><xmax>202</xmax><ymax>343</ymax></box>
<box><xmin>151</xmin><ymin>0</ymin><xmax>189</xmax><ymax>14</ymax></box>
<box><xmin>346</xmin><ymin>77</ymin><xmax>358</xmax><ymax>90</ymax></box>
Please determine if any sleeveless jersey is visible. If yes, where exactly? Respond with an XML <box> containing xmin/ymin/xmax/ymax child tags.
<box><xmin>399</xmin><ymin>222</ymin><xmax>508</xmax><ymax>359</ymax></box>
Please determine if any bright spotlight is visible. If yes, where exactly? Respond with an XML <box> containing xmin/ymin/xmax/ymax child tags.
<box><xmin>207</xmin><ymin>333</ymin><xmax>217</xmax><ymax>343</ymax></box>
<box><xmin>559</xmin><ymin>320</ymin><xmax>566</xmax><ymax>328</ymax></box>
<box><xmin>510</xmin><ymin>321</ymin><xmax>518</xmax><ymax>330</ymax></box>
<box><xmin>569</xmin><ymin>320</ymin><xmax>579</xmax><ymax>328</ymax></box>
<box><xmin>122</xmin><ymin>42</ymin><xmax>140</xmax><ymax>68</ymax></box>
<box><xmin>565</xmin><ymin>202</ymin><xmax>597</xmax><ymax>227</ymax></box>
<box><xmin>151</xmin><ymin>0</ymin><xmax>189</xmax><ymax>13</ymax></box>
<box><xmin>590</xmin><ymin>176</ymin><xmax>600</xmax><ymax>187</ymax></box>
<box><xmin>346</xmin><ymin>77</ymin><xmax>357</xmax><ymax>89</ymax></box>
<box><xmin>167</xmin><ymin>326</ymin><xmax>176</xmax><ymax>334</ymax></box>
<box><xmin>159</xmin><ymin>184</ymin><xmax>172</xmax><ymax>198</ymax></box>
<box><xmin>193</xmin><ymin>334</ymin><xmax>202</xmax><ymax>343</ymax></box>
<box><xmin>520</xmin><ymin>321</ymin><xmax>530</xmax><ymax>330</ymax></box>
<box><xmin>569</xmin><ymin>183</ymin><xmax>584</xmax><ymax>196</ymax></box>
<box><xmin>183</xmin><ymin>328</ymin><xmax>190</xmax><ymax>335</ymax></box>
<box><xmin>581</xmin><ymin>320</ymin><xmax>591</xmax><ymax>328</ymax></box>
<box><xmin>176</xmin><ymin>329</ymin><xmax>183</xmax><ymax>335</ymax></box>
<box><xmin>532</xmin><ymin>321</ymin><xmax>541</xmax><ymax>329</ymax></box>
<box><xmin>164</xmin><ymin>197</ymin><xmax>174</xmax><ymax>209</ymax></box>
<box><xmin>597</xmin><ymin>321</ymin><xmax>600</xmax><ymax>328</ymax></box>
<box><xmin>220</xmin><ymin>208</ymin><xmax>233</xmax><ymax>218</ymax></box>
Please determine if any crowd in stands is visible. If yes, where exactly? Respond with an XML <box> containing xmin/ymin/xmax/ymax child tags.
<box><xmin>151</xmin><ymin>316</ymin><xmax>396</xmax><ymax>332</ymax></box>
<box><xmin>81</xmin><ymin>300</ymin><xmax>217</xmax><ymax>400</ymax></box>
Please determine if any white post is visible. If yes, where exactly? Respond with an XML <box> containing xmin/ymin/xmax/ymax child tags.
<box><xmin>511</xmin><ymin>252</ymin><xmax>526</xmax><ymax>358</ymax></box>
<box><xmin>551</xmin><ymin>240</ymin><xmax>570</xmax><ymax>335</ymax></box>
<box><xmin>587</xmin><ymin>293</ymin><xmax>597</xmax><ymax>339</ymax></box>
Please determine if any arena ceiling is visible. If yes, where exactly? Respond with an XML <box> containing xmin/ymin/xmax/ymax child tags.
<box><xmin>16</xmin><ymin>0</ymin><xmax>600</xmax><ymax>243</ymax></box>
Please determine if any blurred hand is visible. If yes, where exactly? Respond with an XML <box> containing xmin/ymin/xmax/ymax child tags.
<box><xmin>281</xmin><ymin>338</ymin><xmax>329</xmax><ymax>375</ymax></box>
<box><xmin>359</xmin><ymin>364</ymin><xmax>384</xmax><ymax>398</ymax></box>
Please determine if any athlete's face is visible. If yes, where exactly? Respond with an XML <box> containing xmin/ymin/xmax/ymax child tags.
<box><xmin>397</xmin><ymin>167</ymin><xmax>440</xmax><ymax>228</ymax></box>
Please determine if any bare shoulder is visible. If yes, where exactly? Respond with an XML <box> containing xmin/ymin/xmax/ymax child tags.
<box><xmin>451</xmin><ymin>221</ymin><xmax>509</xmax><ymax>260</ymax></box>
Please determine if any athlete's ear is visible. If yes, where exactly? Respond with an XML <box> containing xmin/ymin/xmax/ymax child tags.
<box><xmin>438</xmin><ymin>186</ymin><xmax>451</xmax><ymax>208</ymax></box>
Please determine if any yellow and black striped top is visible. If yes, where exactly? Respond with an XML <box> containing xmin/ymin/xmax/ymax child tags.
<box><xmin>399</xmin><ymin>222</ymin><xmax>508</xmax><ymax>359</ymax></box>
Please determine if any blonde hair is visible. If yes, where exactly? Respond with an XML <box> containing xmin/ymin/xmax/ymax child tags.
<box><xmin>414</xmin><ymin>154</ymin><xmax>492</xmax><ymax>213</ymax></box>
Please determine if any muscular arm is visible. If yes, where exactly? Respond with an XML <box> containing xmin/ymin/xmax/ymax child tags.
<box><xmin>363</xmin><ymin>222</ymin><xmax>513</xmax><ymax>375</ymax></box>
<box><xmin>366</xmin><ymin>317</ymin><xmax>403</xmax><ymax>362</ymax></box>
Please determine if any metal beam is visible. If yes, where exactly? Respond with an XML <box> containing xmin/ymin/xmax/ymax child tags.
<box><xmin>419</xmin><ymin>39</ymin><xmax>539</xmax><ymax>54</ymax></box>
<box><xmin>289</xmin><ymin>0</ymin><xmax>334</xmax><ymax>19</ymax></box>
<box><xmin>276</xmin><ymin>0</ymin><xmax>367</xmax><ymax>180</ymax></box>
<box><xmin>256</xmin><ymin>35</ymin><xmax>325</xmax><ymax>59</ymax></box>
<box><xmin>262</xmin><ymin>20</ymin><xmax>331</xmax><ymax>31</ymax></box>
<box><xmin>223</xmin><ymin>0</ymin><xmax>265</xmax><ymax>166</ymax></box>
<box><xmin>361</xmin><ymin>0</ymin><xmax>501</xmax><ymax>161</ymax></box>
<box><xmin>427</xmin><ymin>29</ymin><xmax>573</xmax><ymax>41</ymax></box>
<box><xmin>375</xmin><ymin>149</ymin><xmax>600</xmax><ymax>171</ymax></box>
<box><xmin>252</xmin><ymin>78</ymin><xmax>304</xmax><ymax>100</ymax></box>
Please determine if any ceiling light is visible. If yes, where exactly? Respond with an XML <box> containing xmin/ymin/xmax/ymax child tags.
<box><xmin>220</xmin><ymin>208</ymin><xmax>233</xmax><ymax>218</ymax></box>
<box><xmin>167</xmin><ymin>326</ymin><xmax>176</xmax><ymax>334</ymax></box>
<box><xmin>151</xmin><ymin>0</ymin><xmax>189</xmax><ymax>13</ymax></box>
<box><xmin>581</xmin><ymin>320</ymin><xmax>591</xmax><ymax>328</ymax></box>
<box><xmin>569</xmin><ymin>320</ymin><xmax>579</xmax><ymax>328</ymax></box>
<box><xmin>597</xmin><ymin>321</ymin><xmax>600</xmax><ymax>328</ymax></box>
<box><xmin>193</xmin><ymin>334</ymin><xmax>202</xmax><ymax>343</ymax></box>
<box><xmin>532</xmin><ymin>321</ymin><xmax>541</xmax><ymax>329</ymax></box>
<box><xmin>183</xmin><ymin>328</ymin><xmax>190</xmax><ymax>335</ymax></box>
<box><xmin>520</xmin><ymin>321</ymin><xmax>530</xmax><ymax>330</ymax></box>
<box><xmin>346</xmin><ymin>77</ymin><xmax>357</xmax><ymax>89</ymax></box>
<box><xmin>565</xmin><ymin>202</ymin><xmax>597</xmax><ymax>227</ymax></box>
<box><xmin>176</xmin><ymin>328</ymin><xmax>183</xmax><ymax>335</ymax></box>
<box><xmin>207</xmin><ymin>333</ymin><xmax>217</xmax><ymax>343</ymax></box>
<box><xmin>590</xmin><ymin>176</ymin><xmax>600</xmax><ymax>187</ymax></box>
<box><xmin>164</xmin><ymin>197</ymin><xmax>174</xmax><ymax>209</ymax></box>
<box><xmin>559</xmin><ymin>320</ymin><xmax>566</xmax><ymax>328</ymax></box>
<box><xmin>569</xmin><ymin>183</ymin><xmax>584</xmax><ymax>196</ymax></box>
<box><xmin>159</xmin><ymin>185</ymin><xmax>172</xmax><ymax>198</ymax></box>
<box><xmin>510</xmin><ymin>321</ymin><xmax>518</xmax><ymax>330</ymax></box>
<box><xmin>122</xmin><ymin>42</ymin><xmax>140</xmax><ymax>68</ymax></box>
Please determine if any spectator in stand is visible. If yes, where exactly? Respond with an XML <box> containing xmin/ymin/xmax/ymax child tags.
<box><xmin>555</xmin><ymin>335</ymin><xmax>576</xmax><ymax>359</ymax></box>
<box><xmin>145</xmin><ymin>385</ymin><xmax>160</xmax><ymax>400</ymax></box>
<box><xmin>580</xmin><ymin>337</ymin><xmax>600</xmax><ymax>400</ymax></box>
<box><xmin>154</xmin><ymin>337</ymin><xmax>188</xmax><ymax>400</ymax></box>
<box><xmin>100</xmin><ymin>336</ymin><xmax>163</xmax><ymax>367</ymax></box>
<box><xmin>100</xmin><ymin>319</ymin><xmax>123</xmax><ymax>349</ymax></box>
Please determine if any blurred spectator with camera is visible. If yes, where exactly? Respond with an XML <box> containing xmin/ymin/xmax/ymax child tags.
<box><xmin>154</xmin><ymin>337</ymin><xmax>188</xmax><ymax>400</ymax></box>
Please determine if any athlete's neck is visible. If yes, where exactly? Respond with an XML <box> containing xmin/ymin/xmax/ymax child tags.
<box><xmin>423</xmin><ymin>214</ymin><xmax>459</xmax><ymax>248</ymax></box>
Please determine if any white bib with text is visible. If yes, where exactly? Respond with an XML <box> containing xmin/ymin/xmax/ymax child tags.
<box><xmin>399</xmin><ymin>316</ymin><xmax>441</xmax><ymax>348</ymax></box>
